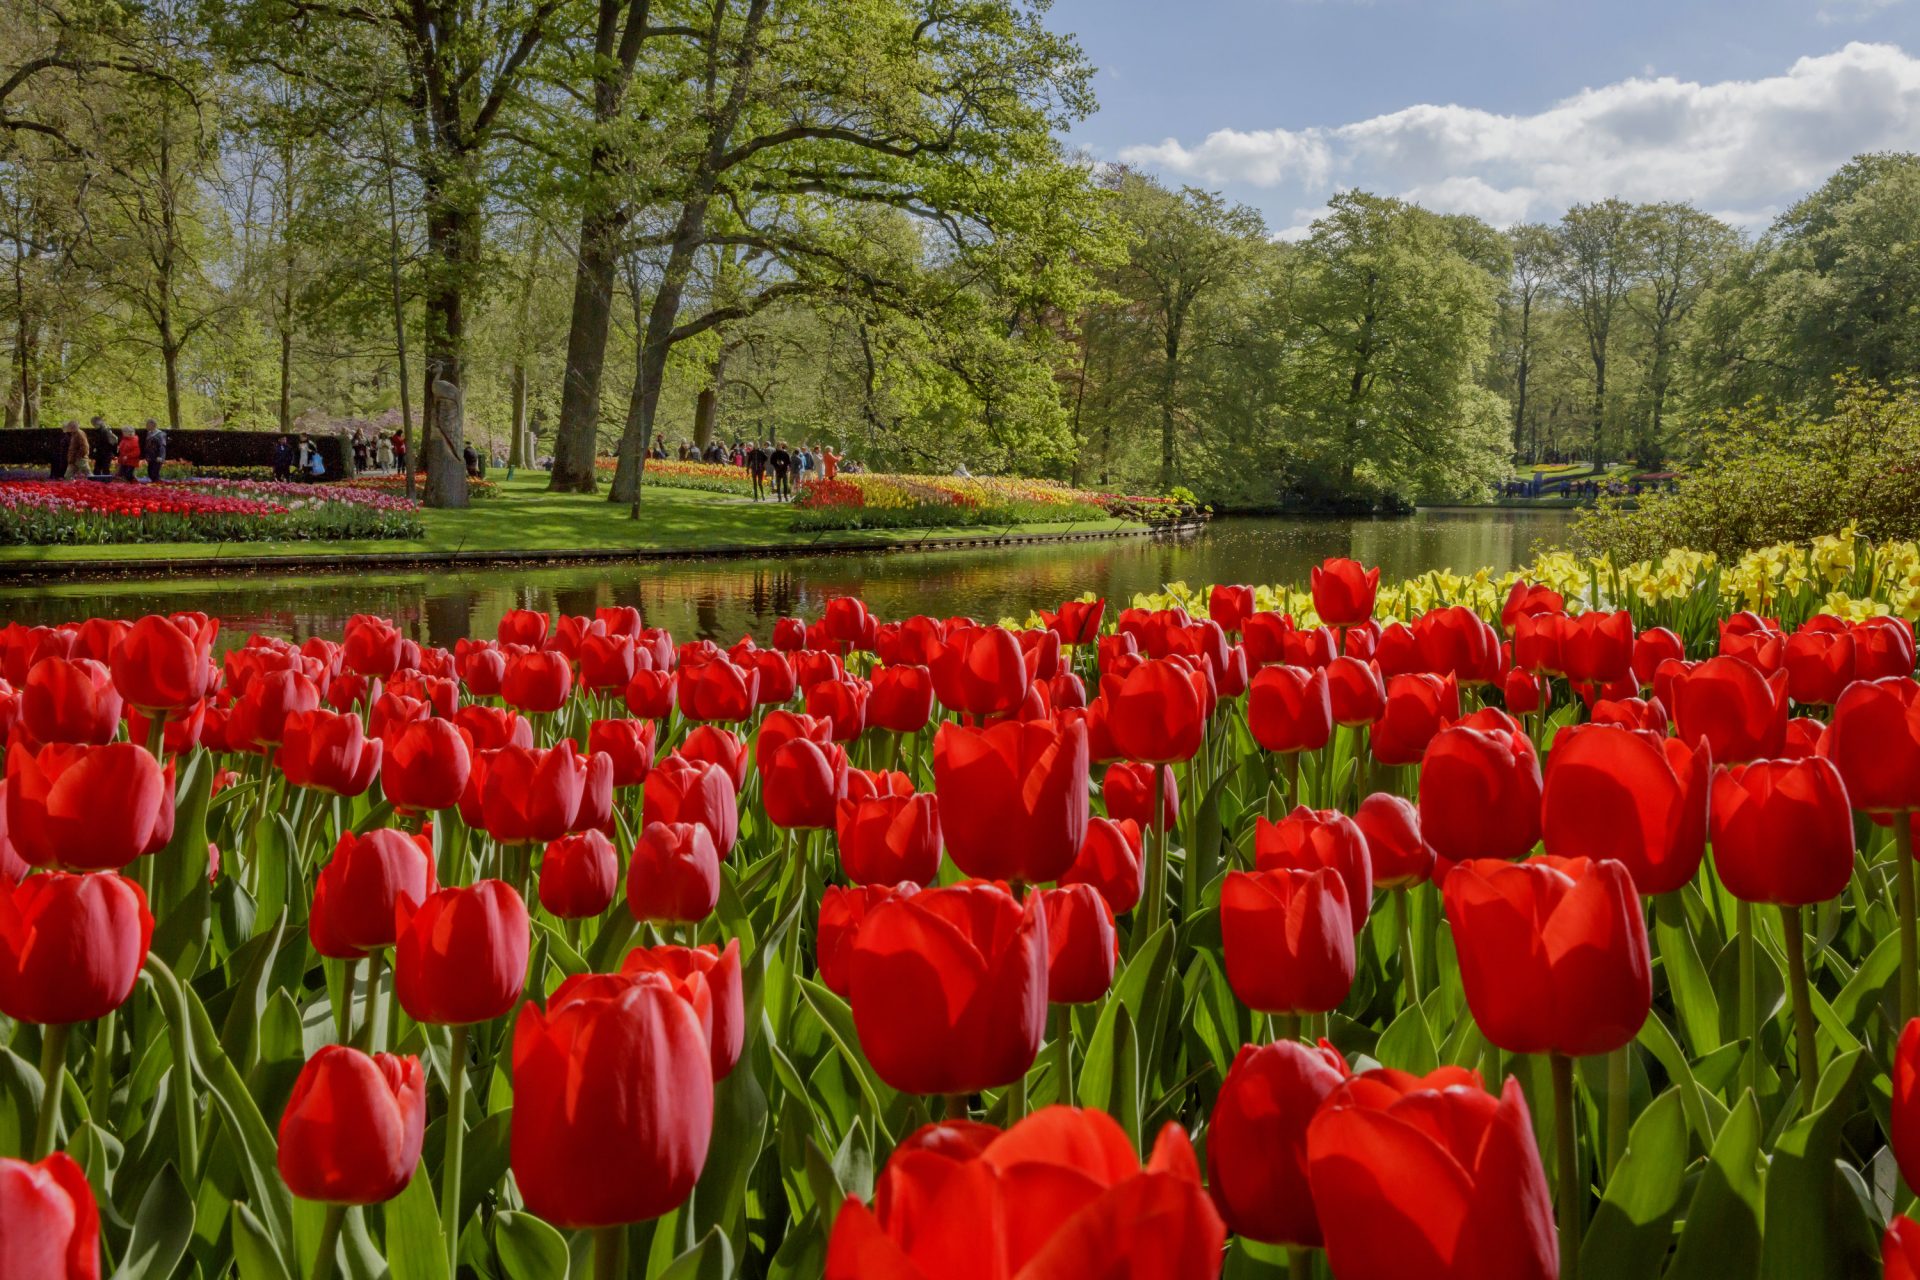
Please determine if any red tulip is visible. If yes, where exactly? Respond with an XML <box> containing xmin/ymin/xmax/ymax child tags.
<box><xmin>849</xmin><ymin>881</ymin><xmax>1047</xmax><ymax>1094</ymax></box>
<box><xmin>1893</xmin><ymin>1021</ymin><xmax>1920</xmax><ymax>1199</ymax></box>
<box><xmin>825</xmin><ymin>1107</ymin><xmax>1226</xmax><ymax>1280</ymax></box>
<box><xmin>1591</xmin><ymin>695</ymin><xmax>1668</xmax><ymax>734</ymax></box>
<box><xmin>1887</xmin><ymin>1215</ymin><xmax>1920</xmax><ymax>1280</ymax></box>
<box><xmin>790</xmin><ymin>647</ymin><xmax>845</xmax><ymax>691</ymax></box>
<box><xmin>934</xmin><ymin>718</ymin><xmax>1089</xmax><ymax>885</ymax></box>
<box><xmin>1855</xmin><ymin>616</ymin><xmax>1917</xmax><ymax>681</ymax></box>
<box><xmin>0</xmin><ymin>1151</ymin><xmax>100</xmax><ymax>1280</ymax></box>
<box><xmin>624</xmin><ymin>668</ymin><xmax>676</xmax><ymax>719</ymax></box>
<box><xmin>277</xmin><ymin>1046</ymin><xmax>425</xmax><ymax>1205</ymax></box>
<box><xmin>676</xmin><ymin>657</ymin><xmax>758</xmax><ymax>722</ymax></box>
<box><xmin>763</xmin><ymin>737</ymin><xmax>848</xmax><ymax>830</ymax></box>
<box><xmin>1102</xmin><ymin>761</ymin><xmax>1178</xmax><ymax>834</ymax></box>
<box><xmin>679</xmin><ymin>725</ymin><xmax>748</xmax><ymax>790</ymax></box>
<box><xmin>1415</xmin><ymin>608</ymin><xmax>1502</xmax><ymax>686</ymax></box>
<box><xmin>1209</xmin><ymin>584</ymin><xmax>1256</xmax><ymax>633</ymax></box>
<box><xmin>1500</xmin><ymin>581</ymin><xmax>1564</xmax><ymax>635</ymax></box>
<box><xmin>1040</xmin><ymin>884</ymin><xmax>1117</xmax><ymax>1004</ymax></box>
<box><xmin>500</xmin><ymin>650</ymin><xmax>572</xmax><ymax>714</ymax></box>
<box><xmin>931</xmin><ymin>626</ymin><xmax>1029</xmax><ymax>718</ymax></box>
<box><xmin>110</xmin><ymin>613</ymin><xmax>216</xmax><ymax>713</ymax></box>
<box><xmin>824</xmin><ymin>597</ymin><xmax>877</xmax><ymax>649</ymax></box>
<box><xmin>1503</xmin><ymin>668</ymin><xmax>1543</xmax><ymax>715</ymax></box>
<box><xmin>1416</xmin><ymin>713</ymin><xmax>1542</xmax><ymax>864</ymax></box>
<box><xmin>277</xmin><ymin>708</ymin><xmax>381</xmax><ymax>797</ymax></box>
<box><xmin>394</xmin><ymin>880</ymin><xmax>529</xmax><ymax>1025</ymax></box>
<box><xmin>1632</xmin><ymin>626</ymin><xmax>1686</xmax><ymax>687</ymax></box>
<box><xmin>818</xmin><ymin>882</ymin><xmax>917</xmax><ymax>997</ymax></box>
<box><xmin>1560</xmin><ymin>610</ymin><xmax>1634</xmax><ymax>684</ymax></box>
<box><xmin>1512</xmin><ymin>611</ymin><xmax>1565</xmax><ymax>676</ymax></box>
<box><xmin>1710</xmin><ymin>758</ymin><xmax>1856</xmax><ymax>905</ymax></box>
<box><xmin>495</xmin><ymin>609</ymin><xmax>548</xmax><ymax>648</ymax></box>
<box><xmin>571</xmin><ymin>632</ymin><xmax>637</xmax><ymax>691</ymax></box>
<box><xmin>1370</xmin><ymin>673</ymin><xmax>1460</xmax><ymax>766</ymax></box>
<box><xmin>1325</xmin><ymin>656</ymin><xmax>1387</xmax><ymax>726</ymax></box>
<box><xmin>1255</xmin><ymin>807</ymin><xmax>1373</xmax><ymax>930</ymax></box>
<box><xmin>587</xmin><ymin>717</ymin><xmax>655</xmax><ymax>787</ymax></box>
<box><xmin>838</xmin><ymin>791</ymin><xmax>942</xmax><ymax>886</ymax></box>
<box><xmin>620</xmin><ymin>940</ymin><xmax>744</xmax><ymax>1080</ymax></box>
<box><xmin>642</xmin><ymin>754</ymin><xmax>738</xmax><ymax>856</ymax></box>
<box><xmin>1311</xmin><ymin>558</ymin><xmax>1379</xmax><ymax>626</ymax></box>
<box><xmin>538</xmin><ymin>830</ymin><xmax>619</xmax><ymax>919</ymax></box>
<box><xmin>367</xmin><ymin>691</ymin><xmax>430</xmax><ymax>746</ymax></box>
<box><xmin>1372</xmin><ymin>622</ymin><xmax>1421</xmax><ymax>676</ymax></box>
<box><xmin>1240</xmin><ymin>612</ymin><xmax>1291</xmax><ymax>667</ymax></box>
<box><xmin>5</xmin><ymin>742</ymin><xmax>173</xmax><ymax>871</ymax></box>
<box><xmin>754</xmin><ymin>709</ymin><xmax>832</xmax><ymax>775</ymax></box>
<box><xmin>1785</xmin><ymin>627</ymin><xmax>1856</xmax><ymax>707</ymax></box>
<box><xmin>466</xmin><ymin>743</ymin><xmax>608</xmax><ymax>843</ymax></box>
<box><xmin>21</xmin><ymin>658</ymin><xmax>122</xmax><ymax>746</ymax></box>
<box><xmin>1352</xmin><ymin>793</ymin><xmax>1433</xmax><ymax>889</ymax></box>
<box><xmin>1720</xmin><ymin>614</ymin><xmax>1785</xmax><ymax>675</ymax></box>
<box><xmin>1783</xmin><ymin>715</ymin><xmax>1826</xmax><ymax>758</ymax></box>
<box><xmin>772</xmin><ymin>617</ymin><xmax>807</xmax><ymax>651</ymax></box>
<box><xmin>1047</xmin><ymin>598</ymin><xmax>1106</xmax><ymax>646</ymax></box>
<box><xmin>806</xmin><ymin>677</ymin><xmax>869</xmax><ymax>742</ymax></box>
<box><xmin>1823</xmin><ymin>677</ymin><xmax>1920</xmax><ymax>813</ymax></box>
<box><xmin>310</xmin><ymin>829</ymin><xmax>436</xmax><ymax>959</ymax></box>
<box><xmin>1306</xmin><ymin>1068</ymin><xmax>1555</xmax><ymax>1280</ymax></box>
<box><xmin>510</xmin><ymin>975</ymin><xmax>712</xmax><ymax>1227</ymax></box>
<box><xmin>1247</xmin><ymin>665</ymin><xmax>1333</xmax><ymax>754</ymax></box>
<box><xmin>868</xmin><ymin>664</ymin><xmax>935</xmax><ymax>733</ymax></box>
<box><xmin>1221</xmin><ymin>868</ymin><xmax>1354</xmax><ymax>1014</ymax></box>
<box><xmin>1542</xmin><ymin>723</ymin><xmax>1710</xmax><ymax>895</ymax></box>
<box><xmin>380</xmin><ymin>718</ymin><xmax>471</xmax><ymax>812</ymax></box>
<box><xmin>1444</xmin><ymin>855</ymin><xmax>1650</xmax><ymax>1055</ymax></box>
<box><xmin>1207</xmin><ymin>1039</ymin><xmax>1349</xmax><ymax>1246</ymax></box>
<box><xmin>627</xmin><ymin>821</ymin><xmax>721</xmax><ymax>924</ymax></box>
<box><xmin>1061</xmin><ymin>816</ymin><xmax>1143</xmax><ymax>916</ymax></box>
<box><xmin>1109</xmin><ymin>657</ymin><xmax>1206</xmax><ymax>763</ymax></box>
<box><xmin>0</xmin><ymin>872</ymin><xmax>151</xmax><ymax>1024</ymax></box>
<box><xmin>1668</xmin><ymin>655</ymin><xmax>1788</xmax><ymax>765</ymax></box>
<box><xmin>229</xmin><ymin>669</ymin><xmax>322</xmax><ymax>749</ymax></box>
<box><xmin>845</xmin><ymin>767</ymin><xmax>913</xmax><ymax>803</ymax></box>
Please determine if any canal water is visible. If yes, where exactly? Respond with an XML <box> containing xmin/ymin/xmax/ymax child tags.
<box><xmin>0</xmin><ymin>508</ymin><xmax>1576</xmax><ymax>647</ymax></box>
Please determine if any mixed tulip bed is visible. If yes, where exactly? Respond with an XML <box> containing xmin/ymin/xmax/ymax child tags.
<box><xmin>13</xmin><ymin>534</ymin><xmax>1920</xmax><ymax>1279</ymax></box>
<box><xmin>0</xmin><ymin>480</ymin><xmax>425</xmax><ymax>545</ymax></box>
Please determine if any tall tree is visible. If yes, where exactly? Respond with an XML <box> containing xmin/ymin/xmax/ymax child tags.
<box><xmin>1628</xmin><ymin>202</ymin><xmax>1735</xmax><ymax>461</ymax></box>
<box><xmin>1501</xmin><ymin>223</ymin><xmax>1557</xmax><ymax>462</ymax></box>
<box><xmin>1554</xmin><ymin>198</ymin><xmax>1641</xmax><ymax>468</ymax></box>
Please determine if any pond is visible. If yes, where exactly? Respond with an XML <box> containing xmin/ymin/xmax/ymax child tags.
<box><xmin>0</xmin><ymin>507</ymin><xmax>1576</xmax><ymax>647</ymax></box>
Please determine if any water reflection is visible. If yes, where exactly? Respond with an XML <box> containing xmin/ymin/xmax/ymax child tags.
<box><xmin>0</xmin><ymin>510</ymin><xmax>1575</xmax><ymax>647</ymax></box>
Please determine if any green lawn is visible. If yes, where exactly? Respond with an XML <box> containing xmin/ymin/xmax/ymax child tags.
<box><xmin>0</xmin><ymin>475</ymin><xmax>1146</xmax><ymax>567</ymax></box>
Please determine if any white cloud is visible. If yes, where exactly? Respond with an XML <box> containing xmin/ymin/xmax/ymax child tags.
<box><xmin>1818</xmin><ymin>0</ymin><xmax>1905</xmax><ymax>25</ymax></box>
<box><xmin>1116</xmin><ymin>41</ymin><xmax>1920</xmax><ymax>230</ymax></box>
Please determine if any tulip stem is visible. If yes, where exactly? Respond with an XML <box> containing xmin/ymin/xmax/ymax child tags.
<box><xmin>309</xmin><ymin>1202</ymin><xmax>347</xmax><ymax>1280</ymax></box>
<box><xmin>337</xmin><ymin>958</ymin><xmax>358</xmax><ymax>1046</ymax></box>
<box><xmin>32</xmin><ymin>1021</ymin><xmax>71</xmax><ymax>1160</ymax></box>
<box><xmin>354</xmin><ymin>954</ymin><xmax>378</xmax><ymax>1051</ymax></box>
<box><xmin>90</xmin><ymin>1009</ymin><xmax>116</xmax><ymax>1123</ymax></box>
<box><xmin>1737</xmin><ymin>899</ymin><xmax>1757</xmax><ymax>1098</ymax></box>
<box><xmin>1605</xmin><ymin>1047</ymin><xmax>1629</xmax><ymax>1180</ymax></box>
<box><xmin>1005</xmin><ymin>1070</ymin><xmax>1028</xmax><ymax>1124</ymax></box>
<box><xmin>1051</xmin><ymin>1005</ymin><xmax>1073</xmax><ymax>1106</ymax></box>
<box><xmin>441</xmin><ymin>1023</ymin><xmax>470</xmax><ymax>1271</ymax></box>
<box><xmin>1288</xmin><ymin>1247</ymin><xmax>1313</xmax><ymax>1280</ymax></box>
<box><xmin>1395</xmin><ymin>887</ymin><xmax>1419</xmax><ymax>1006</ymax></box>
<box><xmin>1275</xmin><ymin>1013</ymin><xmax>1301</xmax><ymax>1044</ymax></box>
<box><xmin>1139</xmin><ymin>766</ymin><xmax>1169</xmax><ymax>950</ymax></box>
<box><xmin>592</xmin><ymin>1225</ymin><xmax>623</xmax><ymax>1280</ymax></box>
<box><xmin>1779</xmin><ymin>905</ymin><xmax>1820</xmax><ymax>1108</ymax></box>
<box><xmin>1895</xmin><ymin>819</ymin><xmax>1917</xmax><ymax>1028</ymax></box>
<box><xmin>1550</xmin><ymin>1052</ymin><xmax>1583</xmax><ymax>1280</ymax></box>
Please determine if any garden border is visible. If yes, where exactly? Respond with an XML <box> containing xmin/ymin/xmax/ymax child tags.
<box><xmin>0</xmin><ymin>516</ymin><xmax>1208</xmax><ymax>583</ymax></box>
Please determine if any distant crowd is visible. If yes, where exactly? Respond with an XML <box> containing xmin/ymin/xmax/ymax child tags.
<box><xmin>662</xmin><ymin>437</ymin><xmax>865</xmax><ymax>502</ymax></box>
<box><xmin>1497</xmin><ymin>473</ymin><xmax>1682</xmax><ymax>501</ymax></box>
<box><xmin>49</xmin><ymin>416</ymin><xmax>170</xmax><ymax>482</ymax></box>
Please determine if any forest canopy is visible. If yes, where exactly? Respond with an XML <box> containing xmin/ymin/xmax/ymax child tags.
<box><xmin>4</xmin><ymin>1</ymin><xmax>1918</xmax><ymax>508</ymax></box>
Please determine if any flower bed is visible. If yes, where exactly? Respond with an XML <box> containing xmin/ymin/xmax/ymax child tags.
<box><xmin>0</xmin><ymin>478</ymin><xmax>423</xmax><ymax>543</ymax></box>
<box><xmin>789</xmin><ymin>472</ymin><xmax>1189</xmax><ymax>530</ymax></box>
<box><xmin>10</xmin><ymin>537</ymin><xmax>1920</xmax><ymax>1280</ymax></box>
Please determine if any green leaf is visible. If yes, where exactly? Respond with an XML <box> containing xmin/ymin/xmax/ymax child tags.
<box><xmin>1760</xmin><ymin>1048</ymin><xmax>1876</xmax><ymax>1280</ymax></box>
<box><xmin>383</xmin><ymin>1162</ymin><xmax>449</xmax><ymax>1280</ymax></box>
<box><xmin>656</xmin><ymin>1226</ymin><xmax>737</xmax><ymax>1280</ymax></box>
<box><xmin>185</xmin><ymin>980</ymin><xmax>295</xmax><ymax>1256</ymax></box>
<box><xmin>1656</xmin><ymin>893</ymin><xmax>1722</xmax><ymax>1058</ymax></box>
<box><xmin>1078</xmin><ymin>1007</ymin><xmax>1140</xmax><ymax>1152</ymax></box>
<box><xmin>1374</xmin><ymin>1001</ymin><xmax>1440</xmax><ymax>1076</ymax></box>
<box><xmin>110</xmin><ymin>1162</ymin><xmax>196</xmax><ymax>1280</ymax></box>
<box><xmin>1583</xmin><ymin>1089</ymin><xmax>1688</xmax><ymax>1280</ymax></box>
<box><xmin>233</xmin><ymin>1203</ymin><xmax>295</xmax><ymax>1280</ymax></box>
<box><xmin>1664</xmin><ymin>1090</ymin><xmax>1764</xmax><ymax>1280</ymax></box>
<box><xmin>494</xmin><ymin>1210</ymin><xmax>568</xmax><ymax>1280</ymax></box>
<box><xmin>796</xmin><ymin>977</ymin><xmax>895</xmax><ymax>1146</ymax></box>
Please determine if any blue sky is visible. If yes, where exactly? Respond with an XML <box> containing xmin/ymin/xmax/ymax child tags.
<box><xmin>1047</xmin><ymin>0</ymin><xmax>1920</xmax><ymax>236</ymax></box>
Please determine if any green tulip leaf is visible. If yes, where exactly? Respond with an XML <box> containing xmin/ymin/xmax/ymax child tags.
<box><xmin>494</xmin><ymin>1209</ymin><xmax>568</xmax><ymax>1280</ymax></box>
<box><xmin>382</xmin><ymin>1162</ymin><xmax>449</xmax><ymax>1280</ymax></box>
<box><xmin>110</xmin><ymin>1162</ymin><xmax>196</xmax><ymax>1280</ymax></box>
<box><xmin>1582</xmin><ymin>1088</ymin><xmax>1688</xmax><ymax>1280</ymax></box>
<box><xmin>1760</xmin><ymin>1048</ymin><xmax>1877</xmax><ymax>1280</ymax></box>
<box><xmin>656</xmin><ymin>1226</ymin><xmax>737</xmax><ymax>1280</ymax></box>
<box><xmin>1664</xmin><ymin>1090</ymin><xmax>1764</xmax><ymax>1280</ymax></box>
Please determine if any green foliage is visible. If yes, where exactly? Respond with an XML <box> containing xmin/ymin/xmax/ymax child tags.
<box><xmin>1575</xmin><ymin>378</ymin><xmax>1920</xmax><ymax>560</ymax></box>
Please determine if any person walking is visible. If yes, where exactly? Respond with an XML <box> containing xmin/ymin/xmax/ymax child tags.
<box><xmin>272</xmin><ymin>435</ymin><xmax>294</xmax><ymax>482</ymax></box>
<box><xmin>747</xmin><ymin>441</ymin><xmax>768</xmax><ymax>501</ymax></box>
<box><xmin>141</xmin><ymin>418</ymin><xmax>166</xmax><ymax>482</ymax></box>
<box><xmin>57</xmin><ymin>420</ymin><xmax>87</xmax><ymax>479</ymax></box>
<box><xmin>307</xmin><ymin>440</ymin><xmax>327</xmax><ymax>481</ymax></box>
<box><xmin>390</xmin><ymin>428</ymin><xmax>407</xmax><ymax>475</ymax></box>
<box><xmin>822</xmin><ymin>446</ymin><xmax>839</xmax><ymax>481</ymax></box>
<box><xmin>115</xmin><ymin>429</ymin><xmax>141</xmax><ymax>481</ymax></box>
<box><xmin>91</xmin><ymin>415</ymin><xmax>115</xmax><ymax>476</ymax></box>
<box><xmin>770</xmin><ymin>441</ymin><xmax>792</xmax><ymax>501</ymax></box>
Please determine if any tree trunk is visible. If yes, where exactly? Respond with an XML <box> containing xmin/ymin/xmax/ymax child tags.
<box><xmin>161</xmin><ymin>331</ymin><xmax>183</xmax><ymax>434</ymax></box>
<box><xmin>692</xmin><ymin>349</ymin><xmax>726</xmax><ymax>449</ymax></box>
<box><xmin>279</xmin><ymin>326</ymin><xmax>293</xmax><ymax>433</ymax></box>
<box><xmin>1159</xmin><ymin>324</ymin><xmax>1179</xmax><ymax>491</ymax></box>
<box><xmin>610</xmin><ymin>199</ymin><xmax>710</xmax><ymax>508</ymax></box>
<box><xmin>421</xmin><ymin>199</ymin><xmax>471</xmax><ymax>509</ymax></box>
<box><xmin>510</xmin><ymin>361</ymin><xmax>528</xmax><ymax>467</ymax></box>
<box><xmin>550</xmin><ymin>204</ymin><xmax>621</xmax><ymax>491</ymax></box>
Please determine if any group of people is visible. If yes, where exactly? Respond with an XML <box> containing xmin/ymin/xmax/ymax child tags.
<box><xmin>347</xmin><ymin>431</ymin><xmax>409</xmax><ymax>475</ymax></box>
<box><xmin>665</xmin><ymin>436</ymin><xmax>858</xmax><ymax>502</ymax></box>
<box><xmin>53</xmin><ymin>417</ymin><xmax>167</xmax><ymax>482</ymax></box>
<box><xmin>270</xmin><ymin>435</ymin><xmax>333</xmax><ymax>483</ymax></box>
